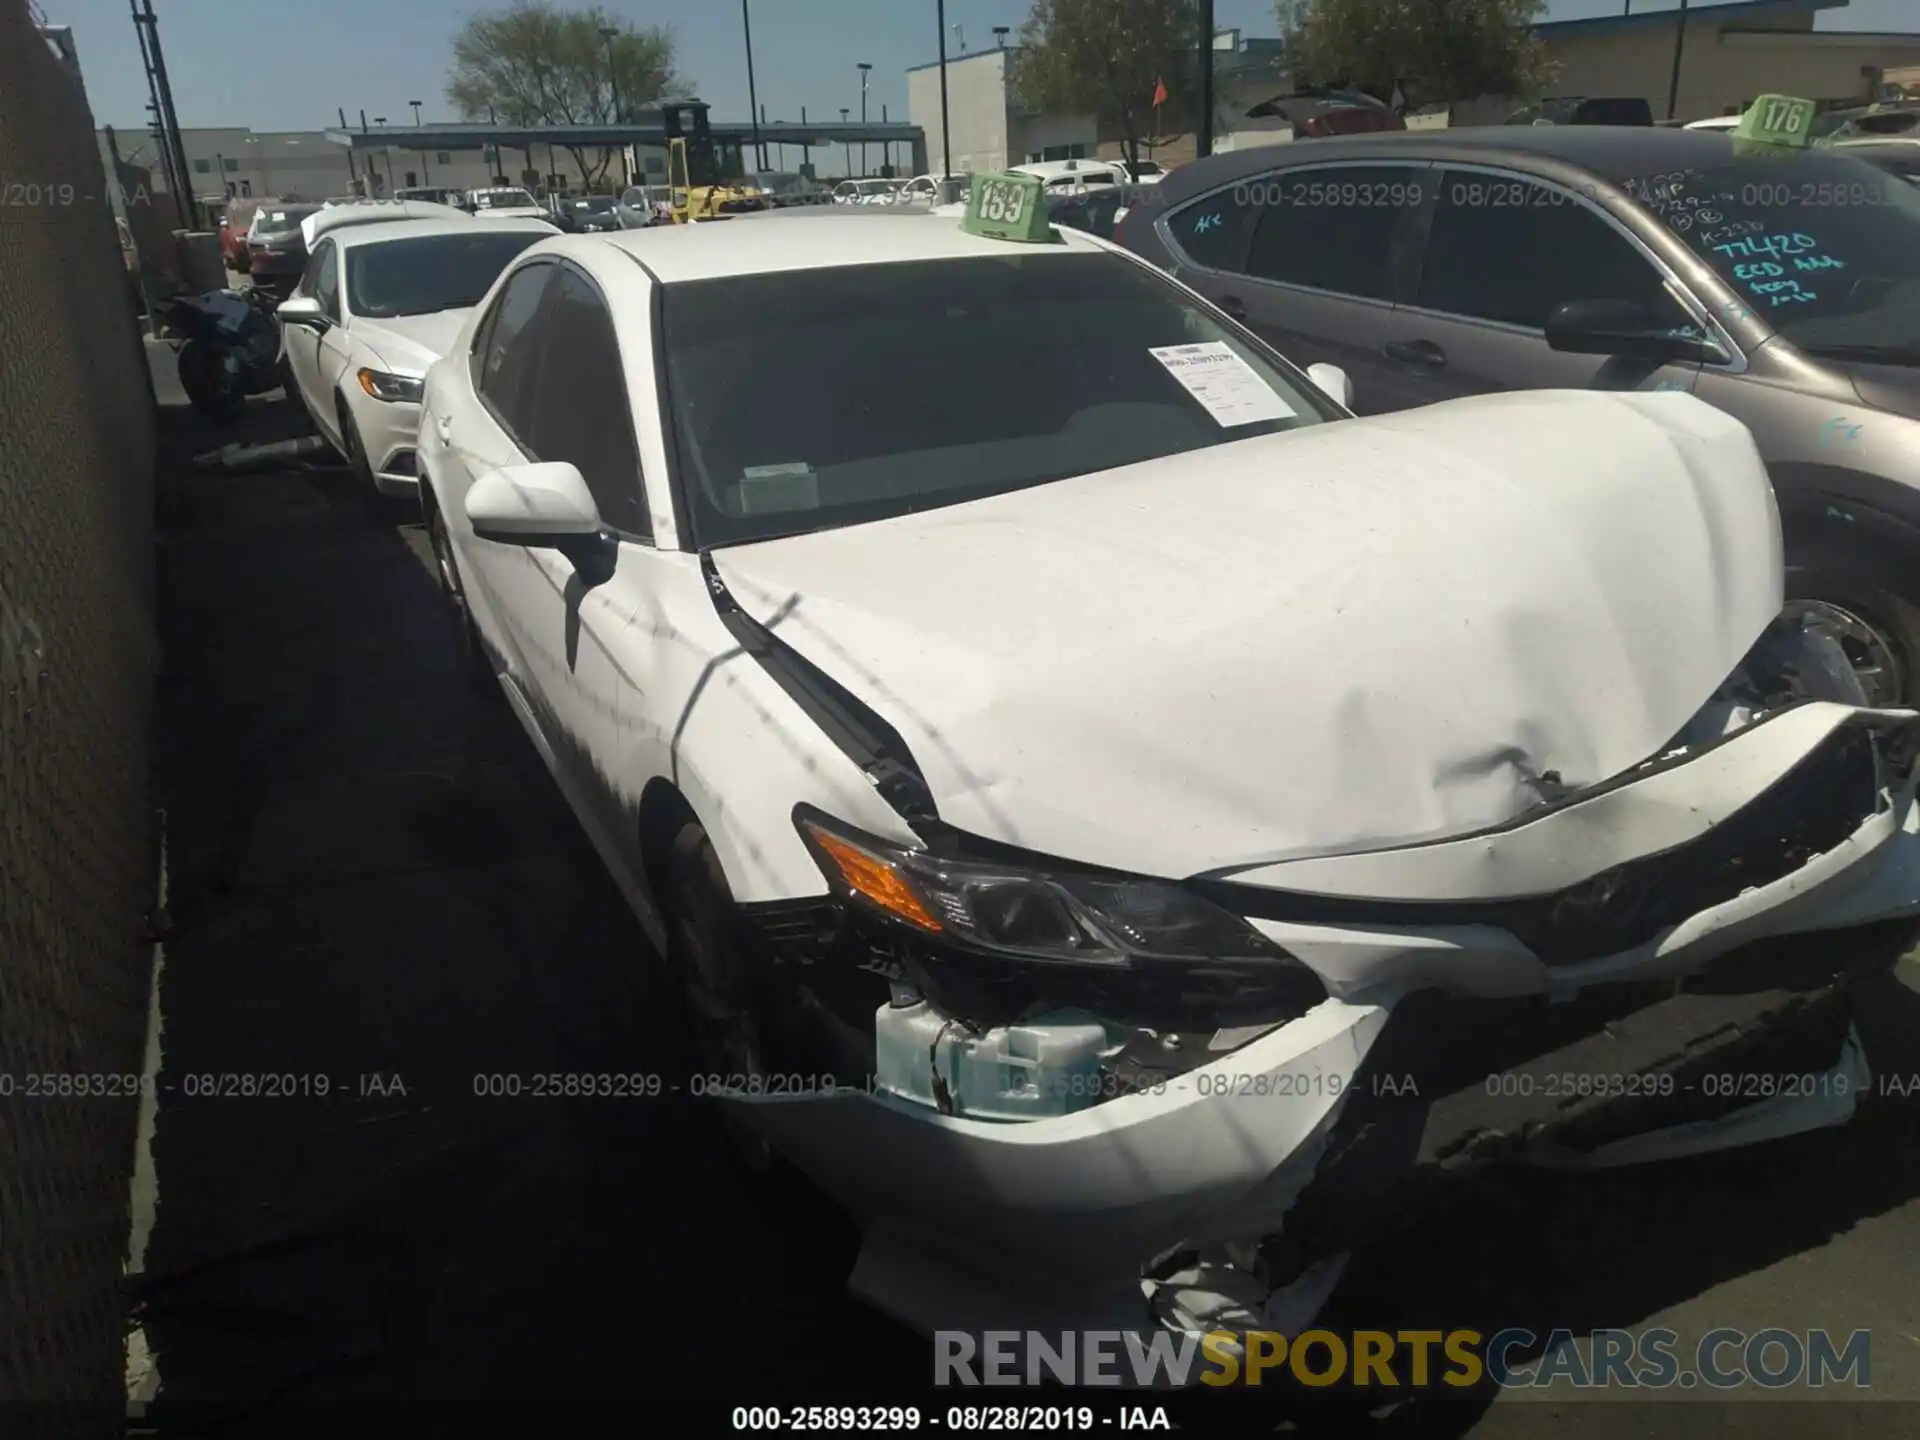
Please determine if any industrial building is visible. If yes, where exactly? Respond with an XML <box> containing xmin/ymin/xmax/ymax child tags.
<box><xmin>907</xmin><ymin>1</ymin><xmax>1920</xmax><ymax>175</ymax></box>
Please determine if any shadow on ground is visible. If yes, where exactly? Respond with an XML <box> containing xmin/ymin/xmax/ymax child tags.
<box><xmin>134</xmin><ymin>367</ymin><xmax>1920</xmax><ymax>1438</ymax></box>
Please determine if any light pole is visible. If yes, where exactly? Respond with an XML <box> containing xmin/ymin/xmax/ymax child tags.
<box><xmin>1666</xmin><ymin>0</ymin><xmax>1692</xmax><ymax>120</ymax></box>
<box><xmin>857</xmin><ymin>62</ymin><xmax>872</xmax><ymax>177</ymax></box>
<box><xmin>743</xmin><ymin>2</ymin><xmax>765</xmax><ymax>172</ymax></box>
<box><xmin>935</xmin><ymin>0</ymin><xmax>952</xmax><ymax>179</ymax></box>
<box><xmin>840</xmin><ymin>108</ymin><xmax>851</xmax><ymax>176</ymax></box>
<box><xmin>374</xmin><ymin>118</ymin><xmax>393</xmax><ymax>193</ymax></box>
<box><xmin>410</xmin><ymin>99</ymin><xmax>428</xmax><ymax>183</ymax></box>
<box><xmin>1197</xmin><ymin>0</ymin><xmax>1215</xmax><ymax>158</ymax></box>
<box><xmin>602</xmin><ymin>25</ymin><xmax>628</xmax><ymax>188</ymax></box>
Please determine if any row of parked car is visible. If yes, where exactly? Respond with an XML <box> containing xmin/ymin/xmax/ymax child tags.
<box><xmin>246</xmin><ymin>96</ymin><xmax>1920</xmax><ymax>1356</ymax></box>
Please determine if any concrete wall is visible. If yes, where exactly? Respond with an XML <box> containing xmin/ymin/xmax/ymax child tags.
<box><xmin>909</xmin><ymin>49</ymin><xmax>1015</xmax><ymax>174</ymax></box>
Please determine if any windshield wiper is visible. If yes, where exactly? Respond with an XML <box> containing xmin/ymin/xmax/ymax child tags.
<box><xmin>1799</xmin><ymin>342</ymin><xmax>1920</xmax><ymax>366</ymax></box>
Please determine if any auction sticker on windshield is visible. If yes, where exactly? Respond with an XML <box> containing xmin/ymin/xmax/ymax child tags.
<box><xmin>1149</xmin><ymin>342</ymin><xmax>1297</xmax><ymax>426</ymax></box>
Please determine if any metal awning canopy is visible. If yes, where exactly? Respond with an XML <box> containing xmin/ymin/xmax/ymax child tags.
<box><xmin>324</xmin><ymin>120</ymin><xmax>925</xmax><ymax>151</ymax></box>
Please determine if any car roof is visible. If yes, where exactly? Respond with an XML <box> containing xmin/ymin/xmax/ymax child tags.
<box><xmin>333</xmin><ymin>216</ymin><xmax>551</xmax><ymax>249</ymax></box>
<box><xmin>592</xmin><ymin>212</ymin><xmax>1104</xmax><ymax>282</ymax></box>
<box><xmin>305</xmin><ymin>199</ymin><xmax>475</xmax><ymax>243</ymax></box>
<box><xmin>1153</xmin><ymin>124</ymin><xmax>1882</xmax><ymax>204</ymax></box>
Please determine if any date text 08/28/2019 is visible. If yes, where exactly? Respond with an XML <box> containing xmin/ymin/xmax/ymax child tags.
<box><xmin>729</xmin><ymin>1405</ymin><xmax>1169</xmax><ymax>1432</ymax></box>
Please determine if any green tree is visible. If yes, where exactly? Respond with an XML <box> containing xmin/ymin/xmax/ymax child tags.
<box><xmin>446</xmin><ymin>1</ymin><xmax>686</xmax><ymax>190</ymax></box>
<box><xmin>1278</xmin><ymin>0</ymin><xmax>1555</xmax><ymax>110</ymax></box>
<box><xmin>1008</xmin><ymin>0</ymin><xmax>1201</xmax><ymax>169</ymax></box>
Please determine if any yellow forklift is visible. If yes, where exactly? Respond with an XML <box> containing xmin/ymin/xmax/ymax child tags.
<box><xmin>662</xmin><ymin>103</ymin><xmax>771</xmax><ymax>223</ymax></box>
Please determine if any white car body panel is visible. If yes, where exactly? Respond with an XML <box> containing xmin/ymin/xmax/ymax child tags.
<box><xmin>712</xmin><ymin>389</ymin><xmax>1781</xmax><ymax>879</ymax></box>
<box><xmin>409</xmin><ymin>218</ymin><xmax>1920</xmax><ymax>1348</ymax></box>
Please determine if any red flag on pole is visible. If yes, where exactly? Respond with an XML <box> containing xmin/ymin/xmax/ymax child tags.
<box><xmin>1152</xmin><ymin>76</ymin><xmax>1169</xmax><ymax>108</ymax></box>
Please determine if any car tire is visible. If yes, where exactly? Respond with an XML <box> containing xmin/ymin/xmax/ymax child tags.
<box><xmin>338</xmin><ymin>400</ymin><xmax>398</xmax><ymax>521</ymax></box>
<box><xmin>427</xmin><ymin>503</ymin><xmax>496</xmax><ymax>697</ymax></box>
<box><xmin>177</xmin><ymin>339</ymin><xmax>247</xmax><ymax>424</ymax></box>
<box><xmin>1783</xmin><ymin>544</ymin><xmax>1920</xmax><ymax>710</ymax></box>
<box><xmin>661</xmin><ymin>822</ymin><xmax>792</xmax><ymax>1177</ymax></box>
<box><xmin>277</xmin><ymin>359</ymin><xmax>318</xmax><ymax>435</ymax></box>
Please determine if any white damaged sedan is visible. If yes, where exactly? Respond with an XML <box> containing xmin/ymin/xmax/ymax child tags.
<box><xmin>415</xmin><ymin>198</ymin><xmax>1920</xmax><ymax>1347</ymax></box>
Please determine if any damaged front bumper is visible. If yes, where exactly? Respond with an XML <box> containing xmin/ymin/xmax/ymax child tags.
<box><xmin>724</xmin><ymin>706</ymin><xmax>1920</xmax><ymax>1342</ymax></box>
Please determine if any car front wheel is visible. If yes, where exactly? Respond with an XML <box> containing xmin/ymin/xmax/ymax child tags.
<box><xmin>427</xmin><ymin>504</ymin><xmax>495</xmax><ymax>696</ymax></box>
<box><xmin>1784</xmin><ymin>549</ymin><xmax>1920</xmax><ymax>709</ymax></box>
<box><xmin>338</xmin><ymin>401</ymin><xmax>397</xmax><ymax>520</ymax></box>
<box><xmin>662</xmin><ymin>822</ymin><xmax>784</xmax><ymax>1173</ymax></box>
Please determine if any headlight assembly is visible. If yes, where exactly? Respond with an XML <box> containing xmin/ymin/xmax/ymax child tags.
<box><xmin>1675</xmin><ymin>611</ymin><xmax>1869</xmax><ymax>749</ymax></box>
<box><xmin>357</xmin><ymin>368</ymin><xmax>423</xmax><ymax>403</ymax></box>
<box><xmin>795</xmin><ymin>809</ymin><xmax>1294</xmax><ymax>969</ymax></box>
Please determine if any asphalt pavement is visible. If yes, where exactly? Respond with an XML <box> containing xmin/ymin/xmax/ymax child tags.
<box><xmin>131</xmin><ymin>342</ymin><xmax>1920</xmax><ymax>1436</ymax></box>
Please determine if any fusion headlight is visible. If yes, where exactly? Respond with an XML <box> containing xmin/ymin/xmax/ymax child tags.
<box><xmin>357</xmin><ymin>368</ymin><xmax>423</xmax><ymax>404</ymax></box>
<box><xmin>796</xmin><ymin>811</ymin><xmax>1292</xmax><ymax>969</ymax></box>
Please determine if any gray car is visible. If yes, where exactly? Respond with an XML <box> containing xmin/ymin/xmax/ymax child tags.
<box><xmin>1117</xmin><ymin>125</ymin><xmax>1920</xmax><ymax>707</ymax></box>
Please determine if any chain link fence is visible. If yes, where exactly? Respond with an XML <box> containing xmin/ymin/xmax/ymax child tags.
<box><xmin>1</xmin><ymin>0</ymin><xmax>161</xmax><ymax>1429</ymax></box>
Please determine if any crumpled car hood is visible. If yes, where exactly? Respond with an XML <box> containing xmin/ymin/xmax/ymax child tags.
<box><xmin>713</xmin><ymin>390</ymin><xmax>1783</xmax><ymax>879</ymax></box>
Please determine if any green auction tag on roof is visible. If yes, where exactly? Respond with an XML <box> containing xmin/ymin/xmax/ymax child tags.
<box><xmin>961</xmin><ymin>171</ymin><xmax>1061</xmax><ymax>243</ymax></box>
<box><xmin>1733</xmin><ymin>94</ymin><xmax>1815</xmax><ymax>149</ymax></box>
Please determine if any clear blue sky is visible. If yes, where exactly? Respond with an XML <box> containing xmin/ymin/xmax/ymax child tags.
<box><xmin>51</xmin><ymin>0</ymin><xmax>1916</xmax><ymax>133</ymax></box>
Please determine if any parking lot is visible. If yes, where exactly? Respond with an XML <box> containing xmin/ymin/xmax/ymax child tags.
<box><xmin>131</xmin><ymin>343</ymin><xmax>1920</xmax><ymax>1436</ymax></box>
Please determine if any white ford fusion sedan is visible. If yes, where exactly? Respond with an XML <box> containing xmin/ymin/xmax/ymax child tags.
<box><xmin>416</xmin><ymin>192</ymin><xmax>1920</xmax><ymax>1349</ymax></box>
<box><xmin>278</xmin><ymin>209</ymin><xmax>554</xmax><ymax>509</ymax></box>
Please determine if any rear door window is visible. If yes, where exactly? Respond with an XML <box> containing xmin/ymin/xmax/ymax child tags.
<box><xmin>1242</xmin><ymin>165</ymin><xmax>1429</xmax><ymax>301</ymax></box>
<box><xmin>1162</xmin><ymin>187</ymin><xmax>1250</xmax><ymax>270</ymax></box>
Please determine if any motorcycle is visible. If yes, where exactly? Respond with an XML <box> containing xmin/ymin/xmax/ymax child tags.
<box><xmin>160</xmin><ymin>287</ymin><xmax>283</xmax><ymax>424</ymax></box>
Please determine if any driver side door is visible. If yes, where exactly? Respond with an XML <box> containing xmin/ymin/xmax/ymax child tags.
<box><xmin>1382</xmin><ymin>167</ymin><xmax>1711</xmax><ymax>406</ymax></box>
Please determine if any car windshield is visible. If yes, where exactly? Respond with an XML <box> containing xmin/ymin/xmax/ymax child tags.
<box><xmin>474</xmin><ymin>189</ymin><xmax>536</xmax><ymax>209</ymax></box>
<box><xmin>571</xmin><ymin>197</ymin><xmax>617</xmax><ymax>211</ymax></box>
<box><xmin>662</xmin><ymin>252</ymin><xmax>1337</xmax><ymax>547</ymax></box>
<box><xmin>1624</xmin><ymin>150</ymin><xmax>1920</xmax><ymax>358</ymax></box>
<box><xmin>345</xmin><ymin>230</ymin><xmax>545</xmax><ymax>319</ymax></box>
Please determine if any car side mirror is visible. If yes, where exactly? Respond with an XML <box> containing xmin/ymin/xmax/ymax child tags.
<box><xmin>276</xmin><ymin>294</ymin><xmax>328</xmax><ymax>332</ymax></box>
<box><xmin>1306</xmin><ymin>362</ymin><xmax>1354</xmax><ymax>409</ymax></box>
<box><xmin>1545</xmin><ymin>299</ymin><xmax>1720</xmax><ymax>364</ymax></box>
<box><xmin>464</xmin><ymin>462</ymin><xmax>605</xmax><ymax>549</ymax></box>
